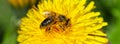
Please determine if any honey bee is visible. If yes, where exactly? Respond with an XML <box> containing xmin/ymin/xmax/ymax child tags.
<box><xmin>40</xmin><ymin>11</ymin><xmax>70</xmax><ymax>32</ymax></box>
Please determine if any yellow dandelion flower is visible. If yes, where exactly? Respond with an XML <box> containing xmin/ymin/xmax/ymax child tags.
<box><xmin>8</xmin><ymin>0</ymin><xmax>40</xmax><ymax>8</ymax></box>
<box><xmin>17</xmin><ymin>0</ymin><xmax>108</xmax><ymax>44</ymax></box>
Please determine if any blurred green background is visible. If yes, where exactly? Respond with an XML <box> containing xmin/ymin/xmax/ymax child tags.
<box><xmin>0</xmin><ymin>0</ymin><xmax>120</xmax><ymax>44</ymax></box>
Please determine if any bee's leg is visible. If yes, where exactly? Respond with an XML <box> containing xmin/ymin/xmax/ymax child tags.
<box><xmin>59</xmin><ymin>25</ymin><xmax>65</xmax><ymax>31</ymax></box>
<box><xmin>65</xmin><ymin>19</ymin><xmax>70</xmax><ymax>25</ymax></box>
<box><xmin>45</xmin><ymin>27</ymin><xmax>51</xmax><ymax>32</ymax></box>
<box><xmin>64</xmin><ymin>19</ymin><xmax>71</xmax><ymax>28</ymax></box>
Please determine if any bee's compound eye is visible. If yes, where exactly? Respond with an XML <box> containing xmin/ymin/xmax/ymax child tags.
<box><xmin>40</xmin><ymin>17</ymin><xmax>54</xmax><ymax>28</ymax></box>
<box><xmin>58</xmin><ymin>15</ymin><xmax>67</xmax><ymax>22</ymax></box>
